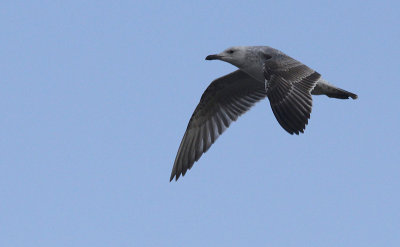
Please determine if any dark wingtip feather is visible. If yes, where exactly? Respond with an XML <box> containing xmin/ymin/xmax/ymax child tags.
<box><xmin>170</xmin><ymin>167</ymin><xmax>181</xmax><ymax>182</ymax></box>
<box><xmin>169</xmin><ymin>172</ymin><xmax>175</xmax><ymax>182</ymax></box>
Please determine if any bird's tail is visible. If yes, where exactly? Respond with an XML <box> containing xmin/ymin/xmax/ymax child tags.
<box><xmin>312</xmin><ymin>79</ymin><xmax>358</xmax><ymax>100</ymax></box>
<box><xmin>325</xmin><ymin>87</ymin><xmax>358</xmax><ymax>99</ymax></box>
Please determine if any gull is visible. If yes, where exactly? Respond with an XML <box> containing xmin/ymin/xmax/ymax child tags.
<box><xmin>170</xmin><ymin>46</ymin><xmax>357</xmax><ymax>181</ymax></box>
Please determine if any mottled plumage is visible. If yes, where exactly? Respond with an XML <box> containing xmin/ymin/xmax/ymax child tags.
<box><xmin>171</xmin><ymin>46</ymin><xmax>357</xmax><ymax>181</ymax></box>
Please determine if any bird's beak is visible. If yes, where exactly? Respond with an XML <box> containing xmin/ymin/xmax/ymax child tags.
<box><xmin>205</xmin><ymin>54</ymin><xmax>222</xmax><ymax>60</ymax></box>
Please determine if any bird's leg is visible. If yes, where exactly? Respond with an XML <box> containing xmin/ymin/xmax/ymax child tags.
<box><xmin>264</xmin><ymin>79</ymin><xmax>270</xmax><ymax>93</ymax></box>
<box><xmin>264</xmin><ymin>65</ymin><xmax>272</xmax><ymax>93</ymax></box>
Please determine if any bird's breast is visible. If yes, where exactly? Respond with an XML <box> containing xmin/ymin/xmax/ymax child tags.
<box><xmin>241</xmin><ymin>66</ymin><xmax>265</xmax><ymax>83</ymax></box>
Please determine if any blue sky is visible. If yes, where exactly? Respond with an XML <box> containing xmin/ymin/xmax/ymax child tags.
<box><xmin>1</xmin><ymin>0</ymin><xmax>399</xmax><ymax>246</ymax></box>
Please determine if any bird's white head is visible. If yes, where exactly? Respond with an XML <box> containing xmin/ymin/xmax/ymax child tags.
<box><xmin>205</xmin><ymin>46</ymin><xmax>249</xmax><ymax>68</ymax></box>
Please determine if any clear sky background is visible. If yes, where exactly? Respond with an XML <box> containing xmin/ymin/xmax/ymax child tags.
<box><xmin>1</xmin><ymin>1</ymin><xmax>399</xmax><ymax>246</ymax></box>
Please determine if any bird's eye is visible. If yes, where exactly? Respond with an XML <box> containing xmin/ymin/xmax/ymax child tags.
<box><xmin>227</xmin><ymin>50</ymin><xmax>235</xmax><ymax>54</ymax></box>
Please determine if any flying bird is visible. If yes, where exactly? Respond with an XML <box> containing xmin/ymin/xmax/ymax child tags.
<box><xmin>170</xmin><ymin>46</ymin><xmax>357</xmax><ymax>181</ymax></box>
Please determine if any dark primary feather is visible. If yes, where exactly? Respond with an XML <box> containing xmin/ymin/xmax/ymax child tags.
<box><xmin>170</xmin><ymin>70</ymin><xmax>267</xmax><ymax>181</ymax></box>
<box><xmin>264</xmin><ymin>54</ymin><xmax>321</xmax><ymax>135</ymax></box>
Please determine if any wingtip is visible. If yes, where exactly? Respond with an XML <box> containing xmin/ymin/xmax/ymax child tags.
<box><xmin>169</xmin><ymin>170</ymin><xmax>176</xmax><ymax>182</ymax></box>
<box><xmin>169</xmin><ymin>172</ymin><xmax>181</xmax><ymax>182</ymax></box>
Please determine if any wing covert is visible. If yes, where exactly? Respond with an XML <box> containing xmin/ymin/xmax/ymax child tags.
<box><xmin>264</xmin><ymin>55</ymin><xmax>321</xmax><ymax>135</ymax></box>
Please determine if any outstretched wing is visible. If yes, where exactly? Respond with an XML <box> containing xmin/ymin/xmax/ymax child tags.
<box><xmin>171</xmin><ymin>70</ymin><xmax>267</xmax><ymax>181</ymax></box>
<box><xmin>264</xmin><ymin>54</ymin><xmax>321</xmax><ymax>135</ymax></box>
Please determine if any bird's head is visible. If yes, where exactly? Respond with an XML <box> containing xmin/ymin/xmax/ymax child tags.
<box><xmin>205</xmin><ymin>46</ymin><xmax>248</xmax><ymax>68</ymax></box>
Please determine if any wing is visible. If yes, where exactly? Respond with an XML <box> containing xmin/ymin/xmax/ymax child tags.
<box><xmin>171</xmin><ymin>70</ymin><xmax>267</xmax><ymax>181</ymax></box>
<box><xmin>264</xmin><ymin>54</ymin><xmax>321</xmax><ymax>135</ymax></box>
